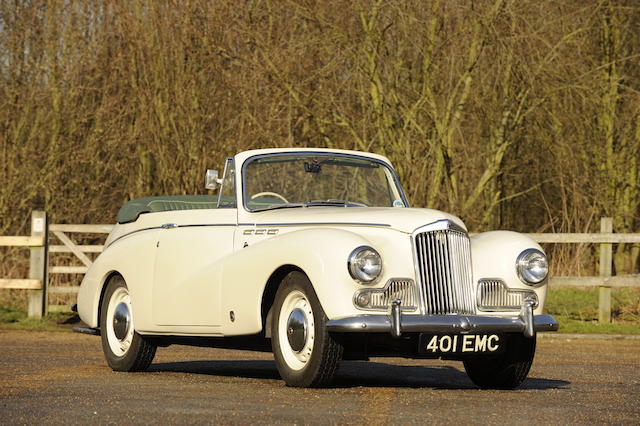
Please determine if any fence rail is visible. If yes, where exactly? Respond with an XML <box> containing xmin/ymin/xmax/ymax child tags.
<box><xmin>0</xmin><ymin>236</ymin><xmax>45</xmax><ymax>246</ymax></box>
<box><xmin>0</xmin><ymin>230</ymin><xmax>44</xmax><ymax>290</ymax></box>
<box><xmin>529</xmin><ymin>233</ymin><xmax>640</xmax><ymax>243</ymax></box>
<box><xmin>0</xmin><ymin>211</ymin><xmax>47</xmax><ymax>317</ymax></box>
<box><xmin>1</xmin><ymin>213</ymin><xmax>638</xmax><ymax>320</ymax></box>
<box><xmin>550</xmin><ymin>276</ymin><xmax>639</xmax><ymax>287</ymax></box>
<box><xmin>0</xmin><ymin>279</ymin><xmax>41</xmax><ymax>290</ymax></box>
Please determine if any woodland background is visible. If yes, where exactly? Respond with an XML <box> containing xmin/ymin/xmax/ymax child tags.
<box><xmin>1</xmin><ymin>0</ymin><xmax>639</xmax><ymax>279</ymax></box>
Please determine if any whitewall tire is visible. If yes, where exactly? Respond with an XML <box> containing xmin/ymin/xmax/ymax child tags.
<box><xmin>100</xmin><ymin>275</ymin><xmax>156</xmax><ymax>372</ymax></box>
<box><xmin>271</xmin><ymin>271</ymin><xmax>343</xmax><ymax>387</ymax></box>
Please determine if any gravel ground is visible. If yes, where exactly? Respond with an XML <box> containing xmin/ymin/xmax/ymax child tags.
<box><xmin>0</xmin><ymin>330</ymin><xmax>638</xmax><ymax>424</ymax></box>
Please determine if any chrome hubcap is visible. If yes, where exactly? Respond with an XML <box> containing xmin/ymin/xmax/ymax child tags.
<box><xmin>278</xmin><ymin>290</ymin><xmax>315</xmax><ymax>370</ymax></box>
<box><xmin>113</xmin><ymin>302</ymin><xmax>130</xmax><ymax>340</ymax></box>
<box><xmin>286</xmin><ymin>308</ymin><xmax>308</xmax><ymax>352</ymax></box>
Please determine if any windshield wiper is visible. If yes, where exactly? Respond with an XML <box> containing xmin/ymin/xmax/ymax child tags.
<box><xmin>252</xmin><ymin>203</ymin><xmax>306</xmax><ymax>212</ymax></box>
<box><xmin>253</xmin><ymin>200</ymin><xmax>368</xmax><ymax>211</ymax></box>
<box><xmin>319</xmin><ymin>158</ymin><xmax>379</xmax><ymax>168</ymax></box>
<box><xmin>306</xmin><ymin>199</ymin><xmax>368</xmax><ymax>207</ymax></box>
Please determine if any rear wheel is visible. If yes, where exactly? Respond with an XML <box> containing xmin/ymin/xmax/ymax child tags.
<box><xmin>463</xmin><ymin>334</ymin><xmax>536</xmax><ymax>389</ymax></box>
<box><xmin>100</xmin><ymin>275</ymin><xmax>156</xmax><ymax>372</ymax></box>
<box><xmin>271</xmin><ymin>271</ymin><xmax>343</xmax><ymax>387</ymax></box>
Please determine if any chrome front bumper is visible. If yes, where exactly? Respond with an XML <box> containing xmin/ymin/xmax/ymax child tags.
<box><xmin>327</xmin><ymin>300</ymin><xmax>558</xmax><ymax>338</ymax></box>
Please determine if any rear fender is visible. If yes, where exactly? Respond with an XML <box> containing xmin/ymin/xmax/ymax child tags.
<box><xmin>77</xmin><ymin>229</ymin><xmax>159</xmax><ymax>328</ymax></box>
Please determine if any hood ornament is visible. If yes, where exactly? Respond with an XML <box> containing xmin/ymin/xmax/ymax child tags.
<box><xmin>413</xmin><ymin>219</ymin><xmax>467</xmax><ymax>235</ymax></box>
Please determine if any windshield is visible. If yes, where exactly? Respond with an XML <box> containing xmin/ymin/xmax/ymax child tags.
<box><xmin>243</xmin><ymin>153</ymin><xmax>407</xmax><ymax>211</ymax></box>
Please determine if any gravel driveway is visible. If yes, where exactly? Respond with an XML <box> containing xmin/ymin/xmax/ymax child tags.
<box><xmin>0</xmin><ymin>330</ymin><xmax>638</xmax><ymax>424</ymax></box>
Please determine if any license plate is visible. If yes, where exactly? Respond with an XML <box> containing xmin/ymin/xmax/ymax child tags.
<box><xmin>419</xmin><ymin>334</ymin><xmax>502</xmax><ymax>355</ymax></box>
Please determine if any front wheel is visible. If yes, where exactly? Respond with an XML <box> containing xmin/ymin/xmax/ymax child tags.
<box><xmin>100</xmin><ymin>275</ymin><xmax>156</xmax><ymax>372</ymax></box>
<box><xmin>271</xmin><ymin>271</ymin><xmax>343</xmax><ymax>387</ymax></box>
<box><xmin>463</xmin><ymin>334</ymin><xmax>536</xmax><ymax>389</ymax></box>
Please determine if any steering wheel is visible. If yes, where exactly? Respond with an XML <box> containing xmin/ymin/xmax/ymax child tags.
<box><xmin>250</xmin><ymin>191</ymin><xmax>290</xmax><ymax>204</ymax></box>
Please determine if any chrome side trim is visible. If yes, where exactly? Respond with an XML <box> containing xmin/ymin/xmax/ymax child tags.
<box><xmin>238</xmin><ymin>222</ymin><xmax>391</xmax><ymax>228</ymax></box>
<box><xmin>326</xmin><ymin>314</ymin><xmax>559</xmax><ymax>334</ymax></box>
<box><xmin>178</xmin><ymin>224</ymin><xmax>237</xmax><ymax>228</ymax></box>
<box><xmin>105</xmin><ymin>226</ymin><xmax>162</xmax><ymax>249</ymax></box>
<box><xmin>106</xmin><ymin>223</ymin><xmax>237</xmax><ymax>249</ymax></box>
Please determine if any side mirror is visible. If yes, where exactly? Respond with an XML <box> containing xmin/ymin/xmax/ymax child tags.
<box><xmin>205</xmin><ymin>169</ymin><xmax>223</xmax><ymax>190</ymax></box>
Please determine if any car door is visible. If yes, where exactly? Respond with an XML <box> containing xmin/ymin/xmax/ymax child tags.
<box><xmin>152</xmin><ymin>208</ymin><xmax>237</xmax><ymax>327</ymax></box>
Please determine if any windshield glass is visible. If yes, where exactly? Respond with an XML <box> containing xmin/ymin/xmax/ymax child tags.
<box><xmin>243</xmin><ymin>153</ymin><xmax>407</xmax><ymax>211</ymax></box>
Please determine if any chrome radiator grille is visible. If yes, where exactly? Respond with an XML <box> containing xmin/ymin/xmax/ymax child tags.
<box><xmin>477</xmin><ymin>279</ymin><xmax>536</xmax><ymax>311</ymax></box>
<box><xmin>414</xmin><ymin>227</ymin><xmax>475</xmax><ymax>314</ymax></box>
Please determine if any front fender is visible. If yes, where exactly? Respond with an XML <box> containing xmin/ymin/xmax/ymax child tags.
<box><xmin>470</xmin><ymin>231</ymin><xmax>548</xmax><ymax>314</ymax></box>
<box><xmin>220</xmin><ymin>227</ymin><xmax>387</xmax><ymax>335</ymax></box>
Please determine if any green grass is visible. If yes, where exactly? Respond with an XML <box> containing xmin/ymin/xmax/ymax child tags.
<box><xmin>0</xmin><ymin>306</ymin><xmax>77</xmax><ymax>332</ymax></box>
<box><xmin>551</xmin><ymin>318</ymin><xmax>640</xmax><ymax>334</ymax></box>
<box><xmin>545</xmin><ymin>287</ymin><xmax>640</xmax><ymax>334</ymax></box>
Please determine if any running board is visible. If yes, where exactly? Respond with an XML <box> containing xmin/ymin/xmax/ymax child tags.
<box><xmin>72</xmin><ymin>326</ymin><xmax>100</xmax><ymax>336</ymax></box>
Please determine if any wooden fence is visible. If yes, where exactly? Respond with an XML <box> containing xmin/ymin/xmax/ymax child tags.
<box><xmin>1</xmin><ymin>212</ymin><xmax>639</xmax><ymax>320</ymax></box>
<box><xmin>0</xmin><ymin>211</ymin><xmax>113</xmax><ymax>318</ymax></box>
<box><xmin>0</xmin><ymin>211</ymin><xmax>47</xmax><ymax>318</ymax></box>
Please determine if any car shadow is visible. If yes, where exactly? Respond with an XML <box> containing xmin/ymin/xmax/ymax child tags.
<box><xmin>149</xmin><ymin>360</ymin><xmax>280</xmax><ymax>381</ymax></box>
<box><xmin>148</xmin><ymin>360</ymin><xmax>569</xmax><ymax>390</ymax></box>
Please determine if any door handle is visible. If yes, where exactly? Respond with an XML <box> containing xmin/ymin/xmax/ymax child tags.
<box><xmin>161</xmin><ymin>223</ymin><xmax>178</xmax><ymax>229</ymax></box>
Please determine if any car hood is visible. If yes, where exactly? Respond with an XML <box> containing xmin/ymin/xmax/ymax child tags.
<box><xmin>244</xmin><ymin>207</ymin><xmax>466</xmax><ymax>234</ymax></box>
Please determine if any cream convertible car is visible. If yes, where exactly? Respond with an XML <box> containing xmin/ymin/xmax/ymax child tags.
<box><xmin>76</xmin><ymin>148</ymin><xmax>558</xmax><ymax>388</ymax></box>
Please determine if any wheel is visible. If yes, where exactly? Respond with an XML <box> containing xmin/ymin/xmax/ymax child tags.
<box><xmin>251</xmin><ymin>191</ymin><xmax>289</xmax><ymax>203</ymax></box>
<box><xmin>100</xmin><ymin>275</ymin><xmax>156</xmax><ymax>372</ymax></box>
<box><xmin>271</xmin><ymin>271</ymin><xmax>343</xmax><ymax>387</ymax></box>
<box><xmin>463</xmin><ymin>334</ymin><xmax>536</xmax><ymax>389</ymax></box>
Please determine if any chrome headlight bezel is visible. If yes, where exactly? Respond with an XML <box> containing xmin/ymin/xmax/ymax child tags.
<box><xmin>516</xmin><ymin>248</ymin><xmax>549</xmax><ymax>285</ymax></box>
<box><xmin>347</xmin><ymin>246</ymin><xmax>382</xmax><ymax>284</ymax></box>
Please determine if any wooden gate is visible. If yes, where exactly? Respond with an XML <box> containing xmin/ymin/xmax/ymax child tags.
<box><xmin>47</xmin><ymin>223</ymin><xmax>113</xmax><ymax>312</ymax></box>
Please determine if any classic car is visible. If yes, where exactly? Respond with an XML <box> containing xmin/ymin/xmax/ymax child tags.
<box><xmin>76</xmin><ymin>148</ymin><xmax>558</xmax><ymax>388</ymax></box>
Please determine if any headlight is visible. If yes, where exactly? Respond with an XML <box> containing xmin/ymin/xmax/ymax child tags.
<box><xmin>516</xmin><ymin>249</ymin><xmax>548</xmax><ymax>285</ymax></box>
<box><xmin>348</xmin><ymin>246</ymin><xmax>382</xmax><ymax>284</ymax></box>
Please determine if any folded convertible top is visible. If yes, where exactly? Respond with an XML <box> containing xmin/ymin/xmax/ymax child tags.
<box><xmin>116</xmin><ymin>195</ymin><xmax>218</xmax><ymax>224</ymax></box>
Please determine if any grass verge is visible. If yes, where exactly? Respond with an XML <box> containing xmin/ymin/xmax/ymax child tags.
<box><xmin>0</xmin><ymin>306</ymin><xmax>78</xmax><ymax>332</ymax></box>
<box><xmin>545</xmin><ymin>287</ymin><xmax>640</xmax><ymax>334</ymax></box>
<box><xmin>550</xmin><ymin>318</ymin><xmax>640</xmax><ymax>334</ymax></box>
<box><xmin>1</xmin><ymin>287</ymin><xmax>639</xmax><ymax>334</ymax></box>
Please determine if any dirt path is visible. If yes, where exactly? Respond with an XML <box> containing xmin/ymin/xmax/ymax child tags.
<box><xmin>0</xmin><ymin>330</ymin><xmax>638</xmax><ymax>424</ymax></box>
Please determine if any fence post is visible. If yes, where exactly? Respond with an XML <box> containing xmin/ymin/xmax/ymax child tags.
<box><xmin>598</xmin><ymin>217</ymin><xmax>612</xmax><ymax>323</ymax></box>
<box><xmin>27</xmin><ymin>211</ymin><xmax>48</xmax><ymax>318</ymax></box>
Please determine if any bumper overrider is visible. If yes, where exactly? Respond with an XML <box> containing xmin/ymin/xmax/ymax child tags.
<box><xmin>327</xmin><ymin>299</ymin><xmax>559</xmax><ymax>338</ymax></box>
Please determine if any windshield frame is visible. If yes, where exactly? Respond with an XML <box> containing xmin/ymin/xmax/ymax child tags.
<box><xmin>240</xmin><ymin>151</ymin><xmax>410</xmax><ymax>212</ymax></box>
